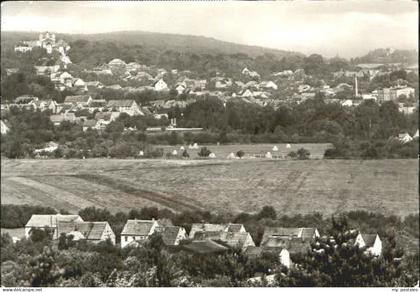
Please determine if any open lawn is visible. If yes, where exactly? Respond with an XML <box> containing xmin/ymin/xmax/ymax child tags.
<box><xmin>1</xmin><ymin>158</ymin><xmax>418</xmax><ymax>217</ymax></box>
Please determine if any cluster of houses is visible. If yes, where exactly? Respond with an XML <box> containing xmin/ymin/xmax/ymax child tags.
<box><xmin>4</xmin><ymin>35</ymin><xmax>419</xmax><ymax>134</ymax></box>
<box><xmin>24</xmin><ymin>214</ymin><xmax>383</xmax><ymax>269</ymax></box>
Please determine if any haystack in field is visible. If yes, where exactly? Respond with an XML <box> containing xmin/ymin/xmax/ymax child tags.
<box><xmin>272</xmin><ymin>145</ymin><xmax>279</xmax><ymax>151</ymax></box>
<box><xmin>180</xmin><ymin>146</ymin><xmax>185</xmax><ymax>151</ymax></box>
<box><xmin>172</xmin><ymin>149</ymin><xmax>178</xmax><ymax>156</ymax></box>
<box><xmin>139</xmin><ymin>150</ymin><xmax>144</xmax><ymax>156</ymax></box>
<box><xmin>286</xmin><ymin>144</ymin><xmax>291</xmax><ymax>149</ymax></box>
<box><xmin>209</xmin><ymin>152</ymin><xmax>216</xmax><ymax>159</ymax></box>
<box><xmin>265</xmin><ymin>152</ymin><xmax>272</xmax><ymax>159</ymax></box>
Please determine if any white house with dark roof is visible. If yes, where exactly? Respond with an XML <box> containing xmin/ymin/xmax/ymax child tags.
<box><xmin>25</xmin><ymin>214</ymin><xmax>84</xmax><ymax>239</ymax></box>
<box><xmin>153</xmin><ymin>79</ymin><xmax>168</xmax><ymax>91</ymax></box>
<box><xmin>121</xmin><ymin>219</ymin><xmax>159</xmax><ymax>248</ymax></box>
<box><xmin>57</xmin><ymin>221</ymin><xmax>116</xmax><ymax>244</ymax></box>
<box><xmin>355</xmin><ymin>233</ymin><xmax>382</xmax><ymax>256</ymax></box>
<box><xmin>106</xmin><ymin>99</ymin><xmax>143</xmax><ymax>116</ymax></box>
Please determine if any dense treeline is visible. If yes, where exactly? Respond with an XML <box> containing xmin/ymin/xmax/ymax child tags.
<box><xmin>1</xmin><ymin>97</ymin><xmax>418</xmax><ymax>159</ymax></box>
<box><xmin>1</xmin><ymin>204</ymin><xmax>418</xmax><ymax>287</ymax></box>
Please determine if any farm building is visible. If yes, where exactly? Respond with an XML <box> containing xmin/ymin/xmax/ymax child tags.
<box><xmin>106</xmin><ymin>99</ymin><xmax>144</xmax><ymax>116</ymax></box>
<box><xmin>261</xmin><ymin>227</ymin><xmax>320</xmax><ymax>246</ymax></box>
<box><xmin>154</xmin><ymin>226</ymin><xmax>187</xmax><ymax>246</ymax></box>
<box><xmin>354</xmin><ymin>233</ymin><xmax>382</xmax><ymax>256</ymax></box>
<box><xmin>57</xmin><ymin>221</ymin><xmax>116</xmax><ymax>245</ymax></box>
<box><xmin>120</xmin><ymin>219</ymin><xmax>159</xmax><ymax>248</ymax></box>
<box><xmin>246</xmin><ymin>237</ymin><xmax>312</xmax><ymax>269</ymax></box>
<box><xmin>192</xmin><ymin>230</ymin><xmax>255</xmax><ymax>251</ymax></box>
<box><xmin>189</xmin><ymin>223</ymin><xmax>246</xmax><ymax>239</ymax></box>
<box><xmin>25</xmin><ymin>214</ymin><xmax>84</xmax><ymax>239</ymax></box>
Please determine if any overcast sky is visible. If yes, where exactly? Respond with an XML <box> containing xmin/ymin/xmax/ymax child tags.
<box><xmin>1</xmin><ymin>1</ymin><xmax>418</xmax><ymax>58</ymax></box>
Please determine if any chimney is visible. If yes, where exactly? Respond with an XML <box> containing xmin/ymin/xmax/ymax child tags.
<box><xmin>355</xmin><ymin>76</ymin><xmax>358</xmax><ymax>97</ymax></box>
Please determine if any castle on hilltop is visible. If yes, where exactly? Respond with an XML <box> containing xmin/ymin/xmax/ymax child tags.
<box><xmin>14</xmin><ymin>32</ymin><xmax>71</xmax><ymax>56</ymax></box>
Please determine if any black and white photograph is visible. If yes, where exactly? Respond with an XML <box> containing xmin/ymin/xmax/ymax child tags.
<box><xmin>0</xmin><ymin>0</ymin><xmax>418</xmax><ymax>289</ymax></box>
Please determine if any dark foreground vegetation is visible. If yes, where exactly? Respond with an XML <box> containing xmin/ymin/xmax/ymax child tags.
<box><xmin>1</xmin><ymin>204</ymin><xmax>418</xmax><ymax>287</ymax></box>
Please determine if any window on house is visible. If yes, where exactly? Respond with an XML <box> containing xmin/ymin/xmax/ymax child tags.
<box><xmin>125</xmin><ymin>236</ymin><xmax>128</xmax><ymax>241</ymax></box>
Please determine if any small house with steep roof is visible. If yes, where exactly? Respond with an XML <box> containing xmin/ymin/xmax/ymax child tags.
<box><xmin>355</xmin><ymin>233</ymin><xmax>382</xmax><ymax>256</ymax></box>
<box><xmin>120</xmin><ymin>219</ymin><xmax>159</xmax><ymax>248</ymax></box>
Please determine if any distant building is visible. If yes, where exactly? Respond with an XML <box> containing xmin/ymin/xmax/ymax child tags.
<box><xmin>397</xmin><ymin>132</ymin><xmax>413</xmax><ymax>144</ymax></box>
<box><xmin>106</xmin><ymin>99</ymin><xmax>143</xmax><ymax>116</ymax></box>
<box><xmin>354</xmin><ymin>233</ymin><xmax>382</xmax><ymax>256</ymax></box>
<box><xmin>120</xmin><ymin>219</ymin><xmax>159</xmax><ymax>248</ymax></box>
<box><xmin>57</xmin><ymin>221</ymin><xmax>116</xmax><ymax>245</ymax></box>
<box><xmin>64</xmin><ymin>95</ymin><xmax>92</xmax><ymax>106</ymax></box>
<box><xmin>1</xmin><ymin>120</ymin><xmax>10</xmax><ymax>135</ymax></box>
<box><xmin>155</xmin><ymin>226</ymin><xmax>187</xmax><ymax>246</ymax></box>
<box><xmin>25</xmin><ymin>214</ymin><xmax>84</xmax><ymax>239</ymax></box>
<box><xmin>390</xmin><ymin>86</ymin><xmax>415</xmax><ymax>100</ymax></box>
<box><xmin>153</xmin><ymin>79</ymin><xmax>169</xmax><ymax>91</ymax></box>
<box><xmin>261</xmin><ymin>227</ymin><xmax>320</xmax><ymax>246</ymax></box>
<box><xmin>242</xmin><ymin>67</ymin><xmax>260</xmax><ymax>79</ymax></box>
<box><xmin>181</xmin><ymin>239</ymin><xmax>229</xmax><ymax>255</ymax></box>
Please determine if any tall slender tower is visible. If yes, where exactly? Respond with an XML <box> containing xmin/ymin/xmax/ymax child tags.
<box><xmin>354</xmin><ymin>75</ymin><xmax>358</xmax><ymax>97</ymax></box>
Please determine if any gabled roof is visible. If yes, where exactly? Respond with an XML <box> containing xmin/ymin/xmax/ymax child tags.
<box><xmin>301</xmin><ymin>228</ymin><xmax>318</xmax><ymax>240</ymax></box>
<box><xmin>107</xmin><ymin>99</ymin><xmax>136</xmax><ymax>108</ymax></box>
<box><xmin>155</xmin><ymin>226</ymin><xmax>183</xmax><ymax>246</ymax></box>
<box><xmin>57</xmin><ymin>221</ymin><xmax>109</xmax><ymax>241</ymax></box>
<box><xmin>286</xmin><ymin>238</ymin><xmax>312</xmax><ymax>255</ymax></box>
<box><xmin>26</xmin><ymin>214</ymin><xmax>82</xmax><ymax>228</ymax></box>
<box><xmin>262</xmin><ymin>237</ymin><xmax>289</xmax><ymax>248</ymax></box>
<box><xmin>121</xmin><ymin>219</ymin><xmax>157</xmax><ymax>236</ymax></box>
<box><xmin>90</xmin><ymin>99</ymin><xmax>107</xmax><ymax>107</ymax></box>
<box><xmin>245</xmin><ymin>246</ymin><xmax>263</xmax><ymax>257</ymax></box>
<box><xmin>64</xmin><ymin>95</ymin><xmax>91</xmax><ymax>104</ymax></box>
<box><xmin>360</xmin><ymin>233</ymin><xmax>378</xmax><ymax>247</ymax></box>
<box><xmin>226</xmin><ymin>223</ymin><xmax>244</xmax><ymax>233</ymax></box>
<box><xmin>261</xmin><ymin>227</ymin><xmax>302</xmax><ymax>244</ymax></box>
<box><xmin>181</xmin><ymin>240</ymin><xmax>228</xmax><ymax>254</ymax></box>
<box><xmin>220</xmin><ymin>232</ymin><xmax>253</xmax><ymax>249</ymax></box>
<box><xmin>141</xmin><ymin>106</ymin><xmax>152</xmax><ymax>115</ymax></box>
<box><xmin>189</xmin><ymin>223</ymin><xmax>226</xmax><ymax>239</ymax></box>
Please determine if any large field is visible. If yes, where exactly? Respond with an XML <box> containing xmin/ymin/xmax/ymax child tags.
<box><xmin>1</xmin><ymin>158</ymin><xmax>418</xmax><ymax>217</ymax></box>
